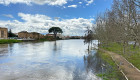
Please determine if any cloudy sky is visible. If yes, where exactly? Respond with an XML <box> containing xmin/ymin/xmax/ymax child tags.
<box><xmin>0</xmin><ymin>0</ymin><xmax>113</xmax><ymax>36</ymax></box>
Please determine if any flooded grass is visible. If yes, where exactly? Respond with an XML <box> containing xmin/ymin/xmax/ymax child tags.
<box><xmin>97</xmin><ymin>51</ymin><xmax>126</xmax><ymax>80</ymax></box>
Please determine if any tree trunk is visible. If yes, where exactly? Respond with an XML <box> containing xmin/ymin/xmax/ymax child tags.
<box><xmin>123</xmin><ymin>41</ymin><xmax>126</xmax><ymax>54</ymax></box>
<box><xmin>133</xmin><ymin>41</ymin><xmax>137</xmax><ymax>49</ymax></box>
<box><xmin>54</xmin><ymin>32</ymin><xmax>57</xmax><ymax>40</ymax></box>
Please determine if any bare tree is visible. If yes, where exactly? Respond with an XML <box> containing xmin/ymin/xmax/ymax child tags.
<box><xmin>93</xmin><ymin>0</ymin><xmax>140</xmax><ymax>54</ymax></box>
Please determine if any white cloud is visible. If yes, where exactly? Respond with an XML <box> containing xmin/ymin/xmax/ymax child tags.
<box><xmin>0</xmin><ymin>0</ymin><xmax>68</xmax><ymax>6</ymax></box>
<box><xmin>0</xmin><ymin>13</ymin><xmax>94</xmax><ymax>36</ymax></box>
<box><xmin>18</xmin><ymin>13</ymin><xmax>51</xmax><ymax>22</ymax></box>
<box><xmin>0</xmin><ymin>0</ymin><xmax>95</xmax><ymax>6</ymax></box>
<box><xmin>68</xmin><ymin>5</ymin><xmax>77</xmax><ymax>8</ymax></box>
<box><xmin>2</xmin><ymin>14</ymin><xmax>14</xmax><ymax>18</ymax></box>
<box><xmin>79</xmin><ymin>2</ymin><xmax>82</xmax><ymax>4</ymax></box>
<box><xmin>63</xmin><ymin>6</ymin><xmax>66</xmax><ymax>8</ymax></box>
<box><xmin>85</xmin><ymin>0</ymin><xmax>94</xmax><ymax>6</ymax></box>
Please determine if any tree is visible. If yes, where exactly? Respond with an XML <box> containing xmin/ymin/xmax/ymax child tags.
<box><xmin>84</xmin><ymin>27</ymin><xmax>94</xmax><ymax>51</ymax></box>
<box><xmin>93</xmin><ymin>0</ymin><xmax>140</xmax><ymax>54</ymax></box>
<box><xmin>48</xmin><ymin>27</ymin><xmax>63</xmax><ymax>39</ymax></box>
<box><xmin>8</xmin><ymin>29</ymin><xmax>17</xmax><ymax>37</ymax></box>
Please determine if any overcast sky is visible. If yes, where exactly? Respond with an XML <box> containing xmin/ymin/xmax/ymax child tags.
<box><xmin>0</xmin><ymin>0</ymin><xmax>113</xmax><ymax>36</ymax></box>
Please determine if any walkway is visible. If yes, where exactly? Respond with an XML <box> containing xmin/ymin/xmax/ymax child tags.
<box><xmin>99</xmin><ymin>48</ymin><xmax>140</xmax><ymax>80</ymax></box>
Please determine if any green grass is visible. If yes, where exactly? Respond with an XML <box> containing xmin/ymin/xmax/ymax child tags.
<box><xmin>100</xmin><ymin>43</ymin><xmax>140</xmax><ymax>70</ymax></box>
<box><xmin>0</xmin><ymin>39</ymin><xmax>22</xmax><ymax>44</ymax></box>
<box><xmin>97</xmin><ymin>51</ymin><xmax>125</xmax><ymax>80</ymax></box>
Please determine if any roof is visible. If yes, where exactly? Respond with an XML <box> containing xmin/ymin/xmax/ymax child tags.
<box><xmin>0</xmin><ymin>27</ymin><xmax>8</xmax><ymax>29</ymax></box>
<box><xmin>19</xmin><ymin>31</ymin><xmax>28</xmax><ymax>33</ymax></box>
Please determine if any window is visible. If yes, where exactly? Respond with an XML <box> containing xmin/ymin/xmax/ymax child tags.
<box><xmin>1</xmin><ymin>30</ymin><xmax>4</xmax><ymax>38</ymax></box>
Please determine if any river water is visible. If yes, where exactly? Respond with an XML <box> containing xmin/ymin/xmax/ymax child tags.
<box><xmin>0</xmin><ymin>39</ymin><xmax>103</xmax><ymax>80</ymax></box>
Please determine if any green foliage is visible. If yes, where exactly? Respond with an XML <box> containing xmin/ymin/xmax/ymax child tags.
<box><xmin>97</xmin><ymin>51</ymin><xmax>125</xmax><ymax>80</ymax></box>
<box><xmin>8</xmin><ymin>29</ymin><xmax>17</xmax><ymax>37</ymax></box>
<box><xmin>48</xmin><ymin>27</ymin><xmax>63</xmax><ymax>39</ymax></box>
<box><xmin>48</xmin><ymin>27</ymin><xmax>63</xmax><ymax>34</ymax></box>
<box><xmin>0</xmin><ymin>39</ymin><xmax>22</xmax><ymax>44</ymax></box>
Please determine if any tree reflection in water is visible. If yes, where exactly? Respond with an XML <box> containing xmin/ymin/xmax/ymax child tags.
<box><xmin>84</xmin><ymin>49</ymin><xmax>119</xmax><ymax>77</ymax></box>
<box><xmin>52</xmin><ymin>41</ymin><xmax>63</xmax><ymax>57</ymax></box>
<box><xmin>84</xmin><ymin>50</ymin><xmax>103</xmax><ymax>74</ymax></box>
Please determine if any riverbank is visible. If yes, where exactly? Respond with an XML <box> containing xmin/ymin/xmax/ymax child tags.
<box><xmin>97</xmin><ymin>43</ymin><xmax>140</xmax><ymax>80</ymax></box>
<box><xmin>0</xmin><ymin>39</ymin><xmax>22</xmax><ymax>44</ymax></box>
<box><xmin>97</xmin><ymin>50</ymin><xmax>125</xmax><ymax>80</ymax></box>
<box><xmin>0</xmin><ymin>37</ymin><xmax>58</xmax><ymax>44</ymax></box>
<box><xmin>99</xmin><ymin>48</ymin><xmax>140</xmax><ymax>80</ymax></box>
<box><xmin>100</xmin><ymin>43</ymin><xmax>140</xmax><ymax>70</ymax></box>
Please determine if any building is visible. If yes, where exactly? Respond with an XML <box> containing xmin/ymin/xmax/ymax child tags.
<box><xmin>0</xmin><ymin>27</ymin><xmax>8</xmax><ymax>39</ymax></box>
<box><xmin>28</xmin><ymin>32</ymin><xmax>40</xmax><ymax>39</ymax></box>
<box><xmin>46</xmin><ymin>34</ymin><xmax>54</xmax><ymax>37</ymax></box>
<box><xmin>18</xmin><ymin>31</ymin><xmax>42</xmax><ymax>39</ymax></box>
<box><xmin>46</xmin><ymin>34</ymin><xmax>63</xmax><ymax>38</ymax></box>
<box><xmin>18</xmin><ymin>31</ymin><xmax>28</xmax><ymax>39</ymax></box>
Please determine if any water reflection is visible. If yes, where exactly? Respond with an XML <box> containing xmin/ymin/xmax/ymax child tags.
<box><xmin>84</xmin><ymin>50</ymin><xmax>103</xmax><ymax>74</ymax></box>
<box><xmin>0</xmin><ymin>44</ymin><xmax>9</xmax><ymax>56</ymax></box>
<box><xmin>0</xmin><ymin>40</ymin><xmax>102</xmax><ymax>80</ymax></box>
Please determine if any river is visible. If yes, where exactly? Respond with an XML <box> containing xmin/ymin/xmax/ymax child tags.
<box><xmin>0</xmin><ymin>39</ymin><xmax>103</xmax><ymax>80</ymax></box>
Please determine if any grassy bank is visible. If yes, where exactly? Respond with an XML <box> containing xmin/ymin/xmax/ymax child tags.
<box><xmin>100</xmin><ymin>43</ymin><xmax>140</xmax><ymax>70</ymax></box>
<box><xmin>97</xmin><ymin>51</ymin><xmax>125</xmax><ymax>80</ymax></box>
<box><xmin>0</xmin><ymin>39</ymin><xmax>22</xmax><ymax>44</ymax></box>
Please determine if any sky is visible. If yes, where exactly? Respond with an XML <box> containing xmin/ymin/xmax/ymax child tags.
<box><xmin>0</xmin><ymin>0</ymin><xmax>113</xmax><ymax>36</ymax></box>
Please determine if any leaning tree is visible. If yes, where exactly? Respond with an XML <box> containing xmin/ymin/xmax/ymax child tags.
<box><xmin>48</xmin><ymin>27</ymin><xmax>63</xmax><ymax>39</ymax></box>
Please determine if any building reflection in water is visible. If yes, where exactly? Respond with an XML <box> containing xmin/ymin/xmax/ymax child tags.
<box><xmin>0</xmin><ymin>44</ymin><xmax>9</xmax><ymax>57</ymax></box>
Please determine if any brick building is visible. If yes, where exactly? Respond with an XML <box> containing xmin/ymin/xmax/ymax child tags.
<box><xmin>18</xmin><ymin>31</ymin><xmax>44</xmax><ymax>39</ymax></box>
<box><xmin>46</xmin><ymin>34</ymin><xmax>62</xmax><ymax>38</ymax></box>
<box><xmin>28</xmin><ymin>32</ymin><xmax>40</xmax><ymax>39</ymax></box>
<box><xmin>18</xmin><ymin>31</ymin><xmax>28</xmax><ymax>39</ymax></box>
<box><xmin>0</xmin><ymin>27</ymin><xmax>8</xmax><ymax>39</ymax></box>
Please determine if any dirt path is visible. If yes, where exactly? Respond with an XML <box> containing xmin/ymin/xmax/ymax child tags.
<box><xmin>99</xmin><ymin>48</ymin><xmax>140</xmax><ymax>80</ymax></box>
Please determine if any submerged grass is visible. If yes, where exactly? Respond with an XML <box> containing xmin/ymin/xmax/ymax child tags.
<box><xmin>97</xmin><ymin>51</ymin><xmax>125</xmax><ymax>80</ymax></box>
<box><xmin>100</xmin><ymin>43</ymin><xmax>140</xmax><ymax>70</ymax></box>
<box><xmin>0</xmin><ymin>39</ymin><xmax>22</xmax><ymax>44</ymax></box>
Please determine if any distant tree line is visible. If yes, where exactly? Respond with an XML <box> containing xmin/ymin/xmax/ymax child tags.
<box><xmin>85</xmin><ymin>0</ymin><xmax>140</xmax><ymax>54</ymax></box>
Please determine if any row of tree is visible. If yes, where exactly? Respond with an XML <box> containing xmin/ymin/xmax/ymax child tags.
<box><xmin>85</xmin><ymin>0</ymin><xmax>140</xmax><ymax>54</ymax></box>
